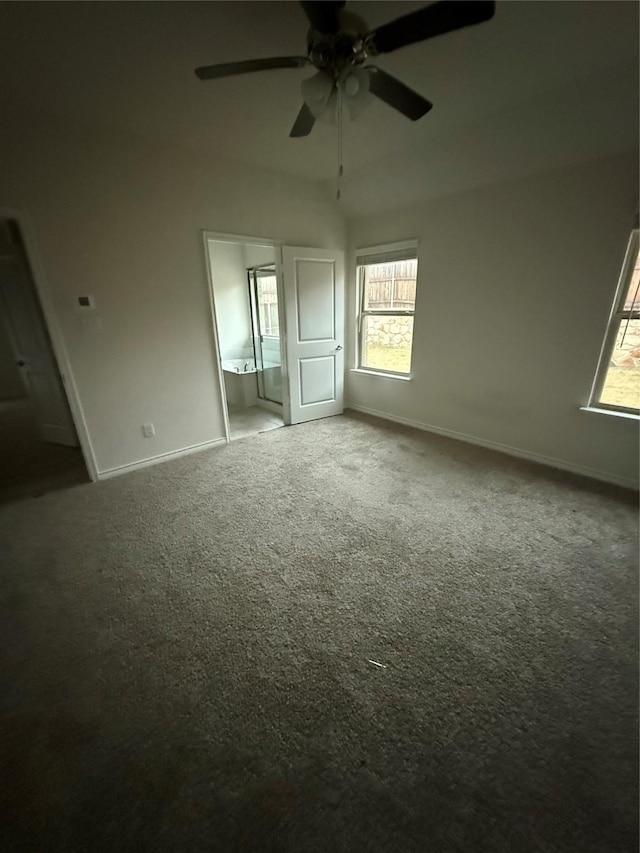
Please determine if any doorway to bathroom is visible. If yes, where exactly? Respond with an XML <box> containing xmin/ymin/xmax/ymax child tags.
<box><xmin>205</xmin><ymin>231</ymin><xmax>346</xmax><ymax>439</ymax></box>
<box><xmin>205</xmin><ymin>237</ymin><xmax>285</xmax><ymax>442</ymax></box>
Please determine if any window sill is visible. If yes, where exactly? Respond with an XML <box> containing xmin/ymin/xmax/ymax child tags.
<box><xmin>580</xmin><ymin>406</ymin><xmax>640</xmax><ymax>421</ymax></box>
<box><xmin>350</xmin><ymin>368</ymin><xmax>413</xmax><ymax>381</ymax></box>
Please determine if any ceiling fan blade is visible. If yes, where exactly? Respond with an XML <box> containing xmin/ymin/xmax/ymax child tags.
<box><xmin>195</xmin><ymin>56</ymin><xmax>309</xmax><ymax>81</ymax></box>
<box><xmin>367</xmin><ymin>0</ymin><xmax>495</xmax><ymax>55</ymax></box>
<box><xmin>366</xmin><ymin>67</ymin><xmax>433</xmax><ymax>121</ymax></box>
<box><xmin>289</xmin><ymin>103</ymin><xmax>316</xmax><ymax>137</ymax></box>
<box><xmin>299</xmin><ymin>1</ymin><xmax>345</xmax><ymax>34</ymax></box>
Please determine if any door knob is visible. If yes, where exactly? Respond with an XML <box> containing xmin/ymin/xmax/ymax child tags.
<box><xmin>334</xmin><ymin>345</ymin><xmax>343</xmax><ymax>352</ymax></box>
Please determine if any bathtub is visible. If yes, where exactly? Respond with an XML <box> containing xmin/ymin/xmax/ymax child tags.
<box><xmin>222</xmin><ymin>359</ymin><xmax>257</xmax><ymax>408</ymax></box>
<box><xmin>222</xmin><ymin>357</ymin><xmax>282</xmax><ymax>407</ymax></box>
<box><xmin>222</xmin><ymin>358</ymin><xmax>257</xmax><ymax>374</ymax></box>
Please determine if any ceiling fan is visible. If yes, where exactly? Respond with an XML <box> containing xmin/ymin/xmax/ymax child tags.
<box><xmin>195</xmin><ymin>0</ymin><xmax>496</xmax><ymax>138</ymax></box>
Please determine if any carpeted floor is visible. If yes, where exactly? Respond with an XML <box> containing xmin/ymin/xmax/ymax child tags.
<box><xmin>1</xmin><ymin>411</ymin><xmax>638</xmax><ymax>852</ymax></box>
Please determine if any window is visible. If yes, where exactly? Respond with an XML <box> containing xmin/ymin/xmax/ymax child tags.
<box><xmin>356</xmin><ymin>244</ymin><xmax>418</xmax><ymax>375</ymax></box>
<box><xmin>256</xmin><ymin>271</ymin><xmax>279</xmax><ymax>337</ymax></box>
<box><xmin>590</xmin><ymin>229</ymin><xmax>640</xmax><ymax>414</ymax></box>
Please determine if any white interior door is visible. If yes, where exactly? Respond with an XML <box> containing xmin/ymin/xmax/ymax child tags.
<box><xmin>281</xmin><ymin>246</ymin><xmax>344</xmax><ymax>425</ymax></box>
<box><xmin>0</xmin><ymin>255</ymin><xmax>78</xmax><ymax>446</ymax></box>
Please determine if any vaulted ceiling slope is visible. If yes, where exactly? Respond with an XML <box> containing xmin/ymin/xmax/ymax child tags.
<box><xmin>0</xmin><ymin>1</ymin><xmax>637</xmax><ymax>216</ymax></box>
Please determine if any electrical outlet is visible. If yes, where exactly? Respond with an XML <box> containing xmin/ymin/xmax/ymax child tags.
<box><xmin>142</xmin><ymin>423</ymin><xmax>155</xmax><ymax>438</ymax></box>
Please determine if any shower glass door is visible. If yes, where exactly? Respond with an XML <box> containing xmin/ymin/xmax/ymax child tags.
<box><xmin>248</xmin><ymin>265</ymin><xmax>282</xmax><ymax>404</ymax></box>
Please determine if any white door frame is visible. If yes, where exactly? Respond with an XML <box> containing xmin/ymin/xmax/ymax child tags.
<box><xmin>0</xmin><ymin>207</ymin><xmax>98</xmax><ymax>481</ymax></box>
<box><xmin>202</xmin><ymin>231</ymin><xmax>289</xmax><ymax>442</ymax></box>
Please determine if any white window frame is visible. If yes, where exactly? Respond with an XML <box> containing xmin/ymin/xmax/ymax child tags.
<box><xmin>588</xmin><ymin>228</ymin><xmax>640</xmax><ymax>415</ymax></box>
<box><xmin>355</xmin><ymin>240</ymin><xmax>419</xmax><ymax>378</ymax></box>
<box><xmin>260</xmin><ymin>300</ymin><xmax>279</xmax><ymax>337</ymax></box>
<box><xmin>251</xmin><ymin>266</ymin><xmax>280</xmax><ymax>338</ymax></box>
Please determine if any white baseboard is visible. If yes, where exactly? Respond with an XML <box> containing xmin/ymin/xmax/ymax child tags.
<box><xmin>347</xmin><ymin>404</ymin><xmax>638</xmax><ymax>491</ymax></box>
<box><xmin>97</xmin><ymin>437</ymin><xmax>227</xmax><ymax>481</ymax></box>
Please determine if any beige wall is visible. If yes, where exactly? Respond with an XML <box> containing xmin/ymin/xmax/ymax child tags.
<box><xmin>208</xmin><ymin>241</ymin><xmax>252</xmax><ymax>362</ymax></box>
<box><xmin>0</xmin><ymin>111</ymin><xmax>346</xmax><ymax>475</ymax></box>
<box><xmin>347</xmin><ymin>152</ymin><xmax>639</xmax><ymax>487</ymax></box>
<box><xmin>243</xmin><ymin>244</ymin><xmax>276</xmax><ymax>270</ymax></box>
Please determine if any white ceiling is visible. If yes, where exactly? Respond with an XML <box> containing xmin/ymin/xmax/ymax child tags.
<box><xmin>0</xmin><ymin>1</ymin><xmax>637</xmax><ymax>215</ymax></box>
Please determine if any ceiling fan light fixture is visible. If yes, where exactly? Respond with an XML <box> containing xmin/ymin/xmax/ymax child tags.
<box><xmin>300</xmin><ymin>66</ymin><xmax>373</xmax><ymax>127</ymax></box>
<box><xmin>338</xmin><ymin>66</ymin><xmax>372</xmax><ymax>121</ymax></box>
<box><xmin>316</xmin><ymin>90</ymin><xmax>339</xmax><ymax>125</ymax></box>
<box><xmin>300</xmin><ymin>71</ymin><xmax>335</xmax><ymax>120</ymax></box>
